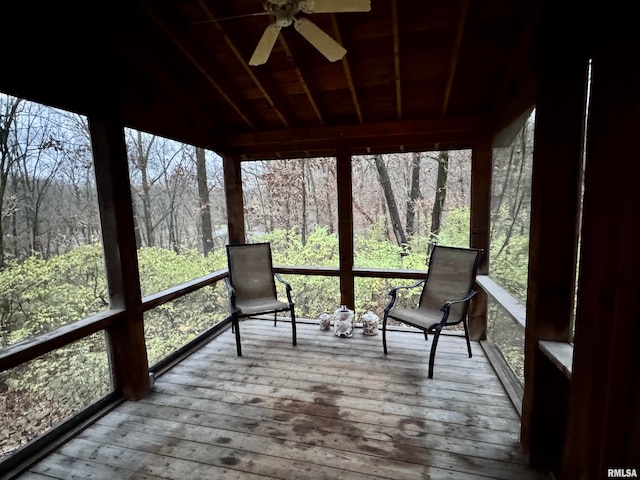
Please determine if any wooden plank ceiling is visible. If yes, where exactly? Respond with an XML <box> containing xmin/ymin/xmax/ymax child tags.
<box><xmin>3</xmin><ymin>0</ymin><xmax>539</xmax><ymax>159</ymax></box>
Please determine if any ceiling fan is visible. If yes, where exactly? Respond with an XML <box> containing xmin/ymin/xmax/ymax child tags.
<box><xmin>246</xmin><ymin>0</ymin><xmax>371</xmax><ymax>66</ymax></box>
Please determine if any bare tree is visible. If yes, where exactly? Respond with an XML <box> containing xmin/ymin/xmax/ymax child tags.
<box><xmin>429</xmin><ymin>150</ymin><xmax>449</xmax><ymax>249</ymax></box>
<box><xmin>0</xmin><ymin>96</ymin><xmax>23</xmax><ymax>268</ymax></box>
<box><xmin>373</xmin><ymin>154</ymin><xmax>407</xmax><ymax>247</ymax></box>
<box><xmin>405</xmin><ymin>152</ymin><xmax>421</xmax><ymax>236</ymax></box>
<box><xmin>195</xmin><ymin>147</ymin><xmax>213</xmax><ymax>255</ymax></box>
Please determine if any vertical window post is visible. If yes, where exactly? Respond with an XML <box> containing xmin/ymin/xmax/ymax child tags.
<box><xmin>90</xmin><ymin>117</ymin><xmax>150</xmax><ymax>400</ymax></box>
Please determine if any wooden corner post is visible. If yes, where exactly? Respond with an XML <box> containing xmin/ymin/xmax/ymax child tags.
<box><xmin>336</xmin><ymin>149</ymin><xmax>354</xmax><ymax>310</ymax></box>
<box><xmin>521</xmin><ymin>12</ymin><xmax>588</xmax><ymax>473</ymax></box>
<box><xmin>468</xmin><ymin>138</ymin><xmax>492</xmax><ymax>340</ymax></box>
<box><xmin>90</xmin><ymin>117</ymin><xmax>150</xmax><ymax>400</ymax></box>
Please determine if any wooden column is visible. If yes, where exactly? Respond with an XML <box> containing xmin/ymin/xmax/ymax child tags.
<box><xmin>223</xmin><ymin>154</ymin><xmax>246</xmax><ymax>244</ymax></box>
<box><xmin>468</xmin><ymin>138</ymin><xmax>492</xmax><ymax>340</ymax></box>
<box><xmin>563</xmin><ymin>28</ymin><xmax>640</xmax><ymax>478</ymax></box>
<box><xmin>336</xmin><ymin>150</ymin><xmax>354</xmax><ymax>309</ymax></box>
<box><xmin>520</xmin><ymin>28</ymin><xmax>588</xmax><ymax>471</ymax></box>
<box><xmin>470</xmin><ymin>138</ymin><xmax>491</xmax><ymax>275</ymax></box>
<box><xmin>90</xmin><ymin>118</ymin><xmax>150</xmax><ymax>400</ymax></box>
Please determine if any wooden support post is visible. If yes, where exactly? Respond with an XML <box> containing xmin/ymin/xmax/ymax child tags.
<box><xmin>90</xmin><ymin>117</ymin><xmax>150</xmax><ymax>401</ymax></box>
<box><xmin>468</xmin><ymin>138</ymin><xmax>492</xmax><ymax>340</ymax></box>
<box><xmin>223</xmin><ymin>155</ymin><xmax>246</xmax><ymax>244</ymax></box>
<box><xmin>520</xmin><ymin>17</ymin><xmax>588</xmax><ymax>474</ymax></box>
<box><xmin>336</xmin><ymin>150</ymin><xmax>354</xmax><ymax>309</ymax></box>
<box><xmin>563</xmin><ymin>28</ymin><xmax>640</xmax><ymax>478</ymax></box>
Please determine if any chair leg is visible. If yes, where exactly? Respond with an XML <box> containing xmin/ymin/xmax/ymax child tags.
<box><xmin>423</xmin><ymin>330</ymin><xmax>429</xmax><ymax>341</ymax></box>
<box><xmin>232</xmin><ymin>316</ymin><xmax>242</xmax><ymax>356</ymax></box>
<box><xmin>463</xmin><ymin>319</ymin><xmax>473</xmax><ymax>358</ymax></box>
<box><xmin>382</xmin><ymin>312</ymin><xmax>389</xmax><ymax>355</ymax></box>
<box><xmin>428</xmin><ymin>329</ymin><xmax>442</xmax><ymax>379</ymax></box>
<box><xmin>290</xmin><ymin>305</ymin><xmax>297</xmax><ymax>346</ymax></box>
<box><xmin>274</xmin><ymin>312</ymin><xmax>277</xmax><ymax>327</ymax></box>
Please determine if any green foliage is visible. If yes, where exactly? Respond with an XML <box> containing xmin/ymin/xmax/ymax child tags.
<box><xmin>137</xmin><ymin>246</ymin><xmax>226</xmax><ymax>296</ymax></box>
<box><xmin>0</xmin><ymin>244</ymin><xmax>107</xmax><ymax>347</ymax></box>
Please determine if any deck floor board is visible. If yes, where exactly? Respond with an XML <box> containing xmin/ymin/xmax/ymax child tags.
<box><xmin>18</xmin><ymin>320</ymin><xmax>549</xmax><ymax>480</ymax></box>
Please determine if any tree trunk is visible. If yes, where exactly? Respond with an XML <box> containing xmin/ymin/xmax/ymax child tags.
<box><xmin>373</xmin><ymin>154</ymin><xmax>407</xmax><ymax>247</ymax></box>
<box><xmin>406</xmin><ymin>152</ymin><xmax>421</xmax><ymax>236</ymax></box>
<box><xmin>0</xmin><ymin>98</ymin><xmax>23</xmax><ymax>268</ymax></box>
<box><xmin>429</xmin><ymin>151</ymin><xmax>449</xmax><ymax>250</ymax></box>
<box><xmin>301</xmin><ymin>160</ymin><xmax>307</xmax><ymax>245</ymax></box>
<box><xmin>136</xmin><ymin>131</ymin><xmax>156</xmax><ymax>247</ymax></box>
<box><xmin>195</xmin><ymin>147</ymin><xmax>213</xmax><ymax>255</ymax></box>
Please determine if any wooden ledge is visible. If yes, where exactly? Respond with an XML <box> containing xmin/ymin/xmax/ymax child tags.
<box><xmin>539</xmin><ymin>340</ymin><xmax>574</xmax><ymax>379</ymax></box>
<box><xmin>475</xmin><ymin>275</ymin><xmax>526</xmax><ymax>328</ymax></box>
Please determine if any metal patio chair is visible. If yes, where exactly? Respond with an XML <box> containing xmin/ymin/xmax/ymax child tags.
<box><xmin>382</xmin><ymin>245</ymin><xmax>483</xmax><ymax>378</ymax></box>
<box><xmin>225</xmin><ymin>242</ymin><xmax>297</xmax><ymax>356</ymax></box>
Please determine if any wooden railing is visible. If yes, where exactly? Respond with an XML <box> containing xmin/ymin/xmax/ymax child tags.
<box><xmin>2</xmin><ymin>264</ymin><xmax>534</xmax><ymax>474</ymax></box>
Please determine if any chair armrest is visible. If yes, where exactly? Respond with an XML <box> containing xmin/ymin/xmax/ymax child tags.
<box><xmin>224</xmin><ymin>277</ymin><xmax>239</xmax><ymax>313</ymax></box>
<box><xmin>384</xmin><ymin>279</ymin><xmax>425</xmax><ymax>313</ymax></box>
<box><xmin>440</xmin><ymin>290</ymin><xmax>477</xmax><ymax>312</ymax></box>
<box><xmin>274</xmin><ymin>273</ymin><xmax>294</xmax><ymax>304</ymax></box>
<box><xmin>430</xmin><ymin>290</ymin><xmax>478</xmax><ymax>330</ymax></box>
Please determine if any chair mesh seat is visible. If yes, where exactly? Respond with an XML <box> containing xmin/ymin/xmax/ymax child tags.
<box><xmin>387</xmin><ymin>307</ymin><xmax>443</xmax><ymax>330</ymax></box>
<box><xmin>236</xmin><ymin>298</ymin><xmax>289</xmax><ymax>316</ymax></box>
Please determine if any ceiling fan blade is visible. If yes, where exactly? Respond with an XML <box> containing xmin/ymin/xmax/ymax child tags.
<box><xmin>299</xmin><ymin>0</ymin><xmax>371</xmax><ymax>13</ymax></box>
<box><xmin>294</xmin><ymin>18</ymin><xmax>346</xmax><ymax>62</ymax></box>
<box><xmin>249</xmin><ymin>23</ymin><xmax>281</xmax><ymax>66</ymax></box>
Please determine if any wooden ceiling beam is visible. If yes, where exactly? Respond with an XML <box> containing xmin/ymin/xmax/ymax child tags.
<box><xmin>196</xmin><ymin>0</ymin><xmax>292</xmax><ymax>129</ymax></box>
<box><xmin>224</xmin><ymin>115</ymin><xmax>488</xmax><ymax>154</ymax></box>
<box><xmin>277</xmin><ymin>36</ymin><xmax>326</xmax><ymax>125</ymax></box>
<box><xmin>142</xmin><ymin>2</ymin><xmax>258</xmax><ymax>129</ymax></box>
<box><xmin>391</xmin><ymin>0</ymin><xmax>402</xmax><ymax>120</ymax></box>
<box><xmin>331</xmin><ymin>14</ymin><xmax>364</xmax><ymax>124</ymax></box>
<box><xmin>441</xmin><ymin>0</ymin><xmax>470</xmax><ymax>116</ymax></box>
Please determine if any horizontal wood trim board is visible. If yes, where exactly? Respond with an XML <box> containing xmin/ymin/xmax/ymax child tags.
<box><xmin>0</xmin><ymin>310</ymin><xmax>125</xmax><ymax>373</ymax></box>
<box><xmin>226</xmin><ymin>116</ymin><xmax>487</xmax><ymax>152</ymax></box>
<box><xmin>274</xmin><ymin>266</ymin><xmax>427</xmax><ymax>280</ymax></box>
<box><xmin>480</xmin><ymin>339</ymin><xmax>524</xmax><ymax>416</ymax></box>
<box><xmin>538</xmin><ymin>340</ymin><xmax>573</xmax><ymax>379</ymax></box>
<box><xmin>1</xmin><ymin>267</ymin><xmax>430</xmax><ymax>373</ymax></box>
<box><xmin>475</xmin><ymin>275</ymin><xmax>526</xmax><ymax>328</ymax></box>
<box><xmin>141</xmin><ymin>268</ymin><xmax>229</xmax><ymax>311</ymax></box>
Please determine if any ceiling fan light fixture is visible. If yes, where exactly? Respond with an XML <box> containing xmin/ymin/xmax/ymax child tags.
<box><xmin>247</xmin><ymin>0</ymin><xmax>369</xmax><ymax>66</ymax></box>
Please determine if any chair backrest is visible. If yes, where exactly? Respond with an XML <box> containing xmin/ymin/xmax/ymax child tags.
<box><xmin>227</xmin><ymin>243</ymin><xmax>277</xmax><ymax>302</ymax></box>
<box><xmin>419</xmin><ymin>246</ymin><xmax>482</xmax><ymax>324</ymax></box>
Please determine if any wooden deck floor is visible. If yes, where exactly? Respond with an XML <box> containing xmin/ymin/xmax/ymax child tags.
<box><xmin>16</xmin><ymin>320</ymin><xmax>549</xmax><ymax>480</ymax></box>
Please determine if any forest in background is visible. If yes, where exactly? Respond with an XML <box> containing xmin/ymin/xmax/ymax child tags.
<box><xmin>0</xmin><ymin>93</ymin><xmax>534</xmax><ymax>457</ymax></box>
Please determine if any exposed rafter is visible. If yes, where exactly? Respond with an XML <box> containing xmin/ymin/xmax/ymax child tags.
<box><xmin>277</xmin><ymin>35</ymin><xmax>326</xmax><ymax>125</ymax></box>
<box><xmin>391</xmin><ymin>0</ymin><xmax>402</xmax><ymax>120</ymax></box>
<box><xmin>330</xmin><ymin>14</ymin><xmax>364</xmax><ymax>124</ymax></box>
<box><xmin>441</xmin><ymin>0</ymin><xmax>470</xmax><ymax>116</ymax></box>
<box><xmin>142</xmin><ymin>2</ymin><xmax>257</xmax><ymax>129</ymax></box>
<box><xmin>196</xmin><ymin>0</ymin><xmax>292</xmax><ymax>128</ymax></box>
